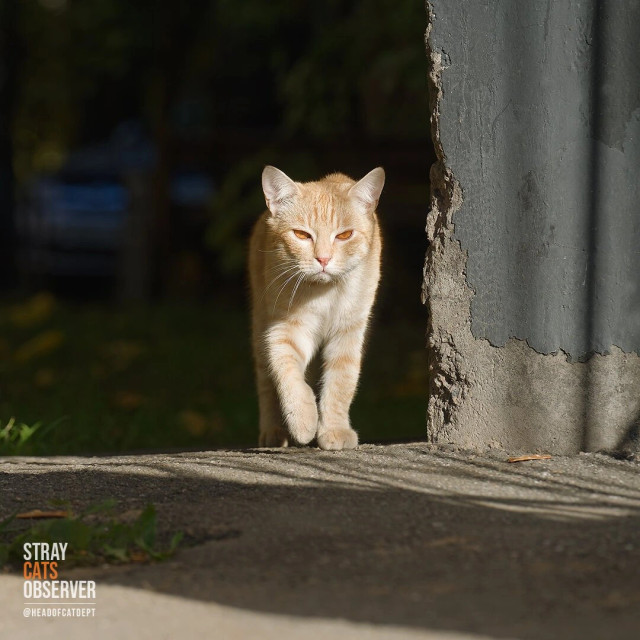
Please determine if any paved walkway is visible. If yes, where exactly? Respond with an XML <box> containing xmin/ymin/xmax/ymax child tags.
<box><xmin>2</xmin><ymin>443</ymin><xmax>640</xmax><ymax>639</ymax></box>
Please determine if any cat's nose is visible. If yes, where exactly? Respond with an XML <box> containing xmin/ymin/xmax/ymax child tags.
<box><xmin>316</xmin><ymin>256</ymin><xmax>331</xmax><ymax>269</ymax></box>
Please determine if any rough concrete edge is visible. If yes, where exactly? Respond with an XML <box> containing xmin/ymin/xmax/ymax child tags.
<box><xmin>422</xmin><ymin>2</ymin><xmax>472</xmax><ymax>442</ymax></box>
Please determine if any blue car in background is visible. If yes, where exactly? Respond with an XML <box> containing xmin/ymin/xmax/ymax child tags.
<box><xmin>18</xmin><ymin>123</ymin><xmax>215</xmax><ymax>290</ymax></box>
<box><xmin>20</xmin><ymin>176</ymin><xmax>129</xmax><ymax>279</ymax></box>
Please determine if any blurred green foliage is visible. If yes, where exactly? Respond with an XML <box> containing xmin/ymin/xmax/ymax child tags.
<box><xmin>12</xmin><ymin>0</ymin><xmax>428</xmax><ymax>179</ymax></box>
<box><xmin>0</xmin><ymin>501</ymin><xmax>182</xmax><ymax>569</ymax></box>
<box><xmin>0</xmin><ymin>417</ymin><xmax>64</xmax><ymax>455</ymax></box>
<box><xmin>275</xmin><ymin>0</ymin><xmax>429</xmax><ymax>138</ymax></box>
<box><xmin>10</xmin><ymin>0</ymin><xmax>430</xmax><ymax>282</ymax></box>
<box><xmin>14</xmin><ymin>0</ymin><xmax>149</xmax><ymax>178</ymax></box>
<box><xmin>4</xmin><ymin>4</ymin><xmax>431</xmax><ymax>454</ymax></box>
<box><xmin>0</xmin><ymin>293</ymin><xmax>427</xmax><ymax>455</ymax></box>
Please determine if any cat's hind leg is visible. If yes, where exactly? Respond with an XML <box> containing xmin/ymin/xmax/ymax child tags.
<box><xmin>256</xmin><ymin>368</ymin><xmax>289</xmax><ymax>447</ymax></box>
<box><xmin>258</xmin><ymin>381</ymin><xmax>289</xmax><ymax>447</ymax></box>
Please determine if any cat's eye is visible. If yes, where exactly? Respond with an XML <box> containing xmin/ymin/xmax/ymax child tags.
<box><xmin>335</xmin><ymin>230</ymin><xmax>353</xmax><ymax>240</ymax></box>
<box><xmin>293</xmin><ymin>229</ymin><xmax>312</xmax><ymax>240</ymax></box>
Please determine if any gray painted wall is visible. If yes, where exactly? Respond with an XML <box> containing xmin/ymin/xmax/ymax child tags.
<box><xmin>431</xmin><ymin>0</ymin><xmax>640</xmax><ymax>359</ymax></box>
<box><xmin>424</xmin><ymin>1</ymin><xmax>640</xmax><ymax>453</ymax></box>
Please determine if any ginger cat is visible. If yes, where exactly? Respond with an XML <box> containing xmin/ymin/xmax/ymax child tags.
<box><xmin>249</xmin><ymin>166</ymin><xmax>385</xmax><ymax>450</ymax></box>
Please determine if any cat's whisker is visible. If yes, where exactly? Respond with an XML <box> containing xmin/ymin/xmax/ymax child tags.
<box><xmin>260</xmin><ymin>265</ymin><xmax>300</xmax><ymax>302</ymax></box>
<box><xmin>264</xmin><ymin>260</ymin><xmax>298</xmax><ymax>275</ymax></box>
<box><xmin>264</xmin><ymin>263</ymin><xmax>299</xmax><ymax>283</ymax></box>
<box><xmin>259</xmin><ymin>270</ymin><xmax>299</xmax><ymax>305</ymax></box>
<box><xmin>272</xmin><ymin>270</ymin><xmax>301</xmax><ymax>313</ymax></box>
<box><xmin>262</xmin><ymin>266</ymin><xmax>297</xmax><ymax>294</ymax></box>
<box><xmin>288</xmin><ymin>272</ymin><xmax>306</xmax><ymax>311</ymax></box>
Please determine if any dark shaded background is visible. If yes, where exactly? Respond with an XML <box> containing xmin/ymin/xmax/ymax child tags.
<box><xmin>0</xmin><ymin>0</ymin><xmax>435</xmax><ymax>454</ymax></box>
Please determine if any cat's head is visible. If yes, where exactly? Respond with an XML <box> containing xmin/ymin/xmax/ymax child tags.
<box><xmin>261</xmin><ymin>166</ymin><xmax>385</xmax><ymax>283</ymax></box>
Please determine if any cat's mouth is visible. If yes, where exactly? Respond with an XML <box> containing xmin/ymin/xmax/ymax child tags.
<box><xmin>309</xmin><ymin>271</ymin><xmax>335</xmax><ymax>283</ymax></box>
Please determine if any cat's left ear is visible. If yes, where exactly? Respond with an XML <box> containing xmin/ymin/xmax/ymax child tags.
<box><xmin>348</xmin><ymin>167</ymin><xmax>385</xmax><ymax>212</ymax></box>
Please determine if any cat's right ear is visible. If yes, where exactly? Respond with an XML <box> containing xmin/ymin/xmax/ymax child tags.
<box><xmin>262</xmin><ymin>166</ymin><xmax>300</xmax><ymax>216</ymax></box>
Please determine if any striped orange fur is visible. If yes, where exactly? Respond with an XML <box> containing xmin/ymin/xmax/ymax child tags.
<box><xmin>249</xmin><ymin>166</ymin><xmax>384</xmax><ymax>450</ymax></box>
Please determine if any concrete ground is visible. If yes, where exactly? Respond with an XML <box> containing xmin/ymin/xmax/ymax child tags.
<box><xmin>1</xmin><ymin>443</ymin><xmax>640</xmax><ymax>640</ymax></box>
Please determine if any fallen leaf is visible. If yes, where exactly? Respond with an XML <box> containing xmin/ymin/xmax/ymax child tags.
<box><xmin>34</xmin><ymin>368</ymin><xmax>56</xmax><ymax>389</ymax></box>
<box><xmin>601</xmin><ymin>590</ymin><xmax>640</xmax><ymax>610</ymax></box>
<box><xmin>129</xmin><ymin>550</ymin><xmax>149</xmax><ymax>564</ymax></box>
<box><xmin>426</xmin><ymin>536</ymin><xmax>481</xmax><ymax>551</ymax></box>
<box><xmin>426</xmin><ymin>583</ymin><xmax>457</xmax><ymax>596</ymax></box>
<box><xmin>178</xmin><ymin>410</ymin><xmax>207</xmax><ymax>436</ymax></box>
<box><xmin>16</xmin><ymin>510</ymin><xmax>69</xmax><ymax>519</ymax></box>
<box><xmin>112</xmin><ymin>391</ymin><xmax>146</xmax><ymax>410</ymax></box>
<box><xmin>427</xmin><ymin>536</ymin><xmax>469</xmax><ymax>548</ymax></box>
<box><xmin>507</xmin><ymin>454</ymin><xmax>552</xmax><ymax>463</ymax></box>
<box><xmin>118</xmin><ymin>509</ymin><xmax>144</xmax><ymax>523</ymax></box>
<box><xmin>14</xmin><ymin>330</ymin><xmax>64</xmax><ymax>363</ymax></box>
<box><xmin>103</xmin><ymin>340</ymin><xmax>144</xmax><ymax>371</ymax></box>
<box><xmin>9</xmin><ymin>292</ymin><xmax>55</xmax><ymax>328</ymax></box>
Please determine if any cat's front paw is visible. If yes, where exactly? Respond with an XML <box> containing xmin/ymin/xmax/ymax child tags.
<box><xmin>317</xmin><ymin>427</ymin><xmax>358</xmax><ymax>451</ymax></box>
<box><xmin>259</xmin><ymin>426</ymin><xmax>289</xmax><ymax>448</ymax></box>
<box><xmin>285</xmin><ymin>396</ymin><xmax>318</xmax><ymax>445</ymax></box>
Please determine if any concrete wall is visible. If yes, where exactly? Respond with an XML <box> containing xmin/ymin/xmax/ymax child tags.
<box><xmin>423</xmin><ymin>1</ymin><xmax>640</xmax><ymax>453</ymax></box>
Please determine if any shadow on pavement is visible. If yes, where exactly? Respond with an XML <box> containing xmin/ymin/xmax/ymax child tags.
<box><xmin>2</xmin><ymin>444</ymin><xmax>640</xmax><ymax>640</ymax></box>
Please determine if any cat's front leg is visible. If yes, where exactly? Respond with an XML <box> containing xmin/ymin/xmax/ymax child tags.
<box><xmin>317</xmin><ymin>319</ymin><xmax>367</xmax><ymax>450</ymax></box>
<box><xmin>266</xmin><ymin>323</ymin><xmax>318</xmax><ymax>445</ymax></box>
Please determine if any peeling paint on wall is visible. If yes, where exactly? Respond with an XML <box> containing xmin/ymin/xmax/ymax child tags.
<box><xmin>423</xmin><ymin>8</ymin><xmax>472</xmax><ymax>440</ymax></box>
<box><xmin>422</xmin><ymin>1</ymin><xmax>640</xmax><ymax>453</ymax></box>
<box><xmin>428</xmin><ymin>1</ymin><xmax>640</xmax><ymax>358</ymax></box>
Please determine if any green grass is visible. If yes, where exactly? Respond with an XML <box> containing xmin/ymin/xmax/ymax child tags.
<box><xmin>0</xmin><ymin>293</ymin><xmax>427</xmax><ymax>455</ymax></box>
<box><xmin>0</xmin><ymin>501</ymin><xmax>181</xmax><ymax>569</ymax></box>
